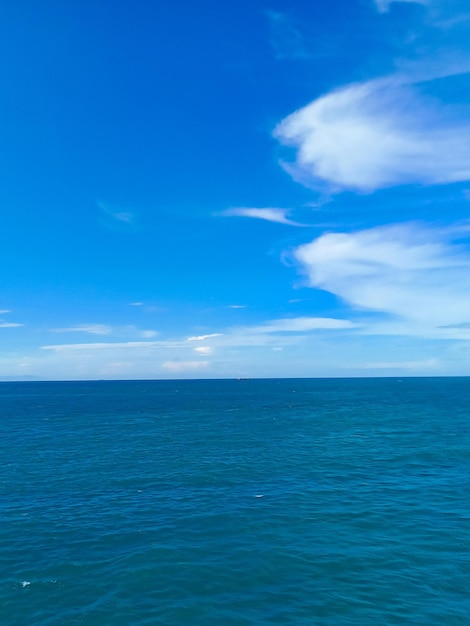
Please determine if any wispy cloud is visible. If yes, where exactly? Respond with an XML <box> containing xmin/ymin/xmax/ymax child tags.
<box><xmin>292</xmin><ymin>221</ymin><xmax>470</xmax><ymax>338</ymax></box>
<box><xmin>51</xmin><ymin>324</ymin><xmax>159</xmax><ymax>339</ymax></box>
<box><xmin>0</xmin><ymin>309</ymin><xmax>23</xmax><ymax>327</ymax></box>
<box><xmin>112</xmin><ymin>211</ymin><xmax>133</xmax><ymax>223</ymax></box>
<box><xmin>227</xmin><ymin>304</ymin><xmax>246</xmax><ymax>309</ymax></box>
<box><xmin>98</xmin><ymin>202</ymin><xmax>135</xmax><ymax>228</ymax></box>
<box><xmin>42</xmin><ymin>340</ymin><xmax>163</xmax><ymax>352</ymax></box>
<box><xmin>129</xmin><ymin>302</ymin><xmax>164</xmax><ymax>313</ymax></box>
<box><xmin>187</xmin><ymin>333</ymin><xmax>223</xmax><ymax>341</ymax></box>
<box><xmin>193</xmin><ymin>346</ymin><xmax>212</xmax><ymax>355</ymax></box>
<box><xmin>267</xmin><ymin>10</ymin><xmax>311</xmax><ymax>60</ymax></box>
<box><xmin>274</xmin><ymin>77</ymin><xmax>470</xmax><ymax>192</ymax></box>
<box><xmin>40</xmin><ymin>315</ymin><xmax>357</xmax><ymax>357</ymax></box>
<box><xmin>374</xmin><ymin>0</ymin><xmax>428</xmax><ymax>13</ymax></box>
<box><xmin>140</xmin><ymin>330</ymin><xmax>159</xmax><ymax>338</ymax></box>
<box><xmin>244</xmin><ymin>317</ymin><xmax>358</xmax><ymax>334</ymax></box>
<box><xmin>28</xmin><ymin>307</ymin><xmax>452</xmax><ymax>378</ymax></box>
<box><xmin>53</xmin><ymin>324</ymin><xmax>112</xmax><ymax>335</ymax></box>
<box><xmin>274</xmin><ymin>0</ymin><xmax>470</xmax><ymax>194</ymax></box>
<box><xmin>221</xmin><ymin>207</ymin><xmax>306</xmax><ymax>226</ymax></box>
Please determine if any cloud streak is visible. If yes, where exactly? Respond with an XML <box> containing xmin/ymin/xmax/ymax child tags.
<box><xmin>53</xmin><ymin>324</ymin><xmax>112</xmax><ymax>335</ymax></box>
<box><xmin>221</xmin><ymin>207</ymin><xmax>306</xmax><ymax>226</ymax></box>
<box><xmin>374</xmin><ymin>0</ymin><xmax>428</xmax><ymax>13</ymax></box>
<box><xmin>243</xmin><ymin>316</ymin><xmax>358</xmax><ymax>334</ymax></box>
<box><xmin>267</xmin><ymin>10</ymin><xmax>311</xmax><ymax>60</ymax></box>
<box><xmin>187</xmin><ymin>333</ymin><xmax>223</xmax><ymax>341</ymax></box>
<box><xmin>41</xmin><ymin>315</ymin><xmax>357</xmax><ymax>355</ymax></box>
<box><xmin>0</xmin><ymin>309</ymin><xmax>22</xmax><ymax>328</ymax></box>
<box><xmin>98</xmin><ymin>202</ymin><xmax>135</xmax><ymax>228</ymax></box>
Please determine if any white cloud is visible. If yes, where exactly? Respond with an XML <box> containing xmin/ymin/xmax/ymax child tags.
<box><xmin>274</xmin><ymin>0</ymin><xmax>470</xmax><ymax>194</ymax></box>
<box><xmin>293</xmin><ymin>221</ymin><xmax>470</xmax><ymax>337</ymax></box>
<box><xmin>245</xmin><ymin>316</ymin><xmax>358</xmax><ymax>333</ymax></box>
<box><xmin>53</xmin><ymin>324</ymin><xmax>112</xmax><ymax>335</ymax></box>
<box><xmin>140</xmin><ymin>330</ymin><xmax>159</xmax><ymax>338</ymax></box>
<box><xmin>40</xmin><ymin>317</ymin><xmax>356</xmax><ymax>360</ymax></box>
<box><xmin>187</xmin><ymin>333</ymin><xmax>223</xmax><ymax>341</ymax></box>
<box><xmin>193</xmin><ymin>346</ymin><xmax>212</xmax><ymax>355</ymax></box>
<box><xmin>227</xmin><ymin>304</ymin><xmax>246</xmax><ymax>309</ymax></box>
<box><xmin>274</xmin><ymin>77</ymin><xmax>470</xmax><ymax>192</ymax></box>
<box><xmin>0</xmin><ymin>310</ymin><xmax>22</xmax><ymax>327</ymax></box>
<box><xmin>19</xmin><ymin>299</ymin><xmax>470</xmax><ymax>378</ymax></box>
<box><xmin>221</xmin><ymin>207</ymin><xmax>306</xmax><ymax>226</ymax></box>
<box><xmin>161</xmin><ymin>360</ymin><xmax>208</xmax><ymax>372</ymax></box>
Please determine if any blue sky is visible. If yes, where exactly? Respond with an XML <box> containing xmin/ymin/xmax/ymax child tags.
<box><xmin>2</xmin><ymin>0</ymin><xmax>470</xmax><ymax>380</ymax></box>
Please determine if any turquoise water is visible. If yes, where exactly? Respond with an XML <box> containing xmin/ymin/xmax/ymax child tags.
<box><xmin>0</xmin><ymin>378</ymin><xmax>469</xmax><ymax>625</ymax></box>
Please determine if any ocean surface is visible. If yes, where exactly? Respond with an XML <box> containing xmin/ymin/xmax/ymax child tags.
<box><xmin>0</xmin><ymin>378</ymin><xmax>469</xmax><ymax>625</ymax></box>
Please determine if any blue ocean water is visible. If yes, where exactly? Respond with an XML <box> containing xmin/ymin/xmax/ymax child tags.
<box><xmin>0</xmin><ymin>378</ymin><xmax>469</xmax><ymax>625</ymax></box>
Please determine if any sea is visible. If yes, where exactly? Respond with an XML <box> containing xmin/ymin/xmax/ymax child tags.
<box><xmin>0</xmin><ymin>378</ymin><xmax>468</xmax><ymax>625</ymax></box>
